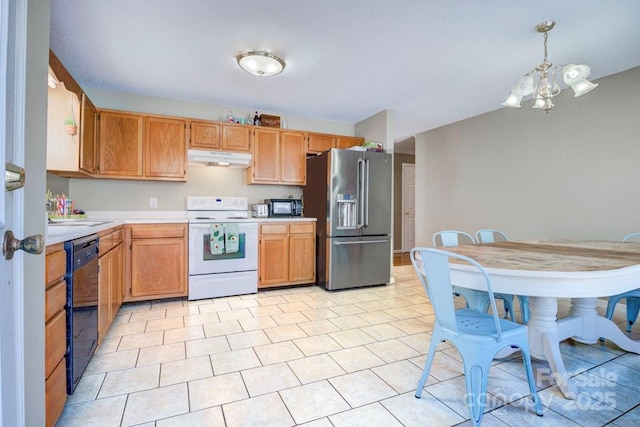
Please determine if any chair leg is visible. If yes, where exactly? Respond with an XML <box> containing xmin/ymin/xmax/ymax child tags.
<box><xmin>519</xmin><ymin>345</ymin><xmax>544</xmax><ymax>416</ymax></box>
<box><xmin>463</xmin><ymin>363</ymin><xmax>489</xmax><ymax>427</ymax></box>
<box><xmin>626</xmin><ymin>298</ymin><xmax>640</xmax><ymax>332</ymax></box>
<box><xmin>605</xmin><ymin>295</ymin><xmax>622</xmax><ymax>320</ymax></box>
<box><xmin>518</xmin><ymin>296</ymin><xmax>530</xmax><ymax>324</ymax></box>
<box><xmin>415</xmin><ymin>341</ymin><xmax>439</xmax><ymax>398</ymax></box>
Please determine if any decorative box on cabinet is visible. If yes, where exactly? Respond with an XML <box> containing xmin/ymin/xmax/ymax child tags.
<box><xmin>258</xmin><ymin>221</ymin><xmax>315</xmax><ymax>288</ymax></box>
<box><xmin>45</xmin><ymin>243</ymin><xmax>67</xmax><ymax>427</ymax></box>
<box><xmin>125</xmin><ymin>223</ymin><xmax>187</xmax><ymax>301</ymax></box>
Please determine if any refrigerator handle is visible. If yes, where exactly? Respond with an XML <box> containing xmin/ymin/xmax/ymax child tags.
<box><xmin>364</xmin><ymin>158</ymin><xmax>370</xmax><ymax>227</ymax></box>
<box><xmin>357</xmin><ymin>157</ymin><xmax>365</xmax><ymax>229</ymax></box>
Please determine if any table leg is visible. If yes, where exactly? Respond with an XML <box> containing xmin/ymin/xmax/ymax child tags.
<box><xmin>569</xmin><ymin>298</ymin><xmax>640</xmax><ymax>353</ymax></box>
<box><xmin>527</xmin><ymin>296</ymin><xmax>578</xmax><ymax>399</ymax></box>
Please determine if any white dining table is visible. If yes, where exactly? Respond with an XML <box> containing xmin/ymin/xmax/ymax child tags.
<box><xmin>441</xmin><ymin>240</ymin><xmax>640</xmax><ymax>399</ymax></box>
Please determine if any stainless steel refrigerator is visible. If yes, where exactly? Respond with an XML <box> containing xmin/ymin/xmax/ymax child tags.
<box><xmin>304</xmin><ymin>148</ymin><xmax>392</xmax><ymax>290</ymax></box>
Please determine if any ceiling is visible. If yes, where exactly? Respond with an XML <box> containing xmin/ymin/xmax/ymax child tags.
<box><xmin>50</xmin><ymin>1</ymin><xmax>640</xmax><ymax>154</ymax></box>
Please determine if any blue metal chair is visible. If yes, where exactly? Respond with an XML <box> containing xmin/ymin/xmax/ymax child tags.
<box><xmin>411</xmin><ymin>247</ymin><xmax>542</xmax><ymax>426</ymax></box>
<box><xmin>475</xmin><ymin>229</ymin><xmax>530</xmax><ymax>324</ymax></box>
<box><xmin>433</xmin><ymin>231</ymin><xmax>516</xmax><ymax>322</ymax></box>
<box><xmin>605</xmin><ymin>232</ymin><xmax>640</xmax><ymax>331</ymax></box>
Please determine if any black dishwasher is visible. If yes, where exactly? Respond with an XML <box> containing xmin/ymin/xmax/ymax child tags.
<box><xmin>64</xmin><ymin>234</ymin><xmax>99</xmax><ymax>394</ymax></box>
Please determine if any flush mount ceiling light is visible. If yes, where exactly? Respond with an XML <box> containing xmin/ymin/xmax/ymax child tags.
<box><xmin>502</xmin><ymin>21</ymin><xmax>598</xmax><ymax>113</ymax></box>
<box><xmin>235</xmin><ymin>50</ymin><xmax>285</xmax><ymax>77</ymax></box>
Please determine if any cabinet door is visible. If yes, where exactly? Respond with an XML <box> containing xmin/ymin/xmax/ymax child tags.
<box><xmin>307</xmin><ymin>133</ymin><xmax>336</xmax><ymax>153</ymax></box>
<box><xmin>289</xmin><ymin>223</ymin><xmax>316</xmax><ymax>283</ymax></box>
<box><xmin>221</xmin><ymin>123</ymin><xmax>251</xmax><ymax>152</ymax></box>
<box><xmin>98</xmin><ymin>253</ymin><xmax>111</xmax><ymax>343</ymax></box>
<box><xmin>131</xmin><ymin>238</ymin><xmax>186</xmax><ymax>298</ymax></box>
<box><xmin>250</xmin><ymin>127</ymin><xmax>280</xmax><ymax>183</ymax></box>
<box><xmin>190</xmin><ymin>120</ymin><xmax>220</xmax><ymax>150</ymax></box>
<box><xmin>145</xmin><ymin>116</ymin><xmax>186</xmax><ymax>179</ymax></box>
<box><xmin>336</xmin><ymin>136</ymin><xmax>364</xmax><ymax>150</ymax></box>
<box><xmin>280</xmin><ymin>131</ymin><xmax>306</xmax><ymax>185</ymax></box>
<box><xmin>79</xmin><ymin>93</ymin><xmax>98</xmax><ymax>174</ymax></box>
<box><xmin>99</xmin><ymin>111</ymin><xmax>143</xmax><ymax>177</ymax></box>
<box><xmin>110</xmin><ymin>243</ymin><xmax>124</xmax><ymax>321</ymax></box>
<box><xmin>259</xmin><ymin>234</ymin><xmax>289</xmax><ymax>286</ymax></box>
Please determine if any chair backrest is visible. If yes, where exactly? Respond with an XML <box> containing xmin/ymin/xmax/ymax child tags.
<box><xmin>410</xmin><ymin>247</ymin><xmax>502</xmax><ymax>340</ymax></box>
<box><xmin>623</xmin><ymin>232</ymin><xmax>640</xmax><ymax>242</ymax></box>
<box><xmin>475</xmin><ymin>229</ymin><xmax>509</xmax><ymax>244</ymax></box>
<box><xmin>432</xmin><ymin>230</ymin><xmax>475</xmax><ymax>248</ymax></box>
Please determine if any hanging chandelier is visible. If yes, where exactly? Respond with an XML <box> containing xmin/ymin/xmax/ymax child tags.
<box><xmin>502</xmin><ymin>21</ymin><xmax>598</xmax><ymax>113</ymax></box>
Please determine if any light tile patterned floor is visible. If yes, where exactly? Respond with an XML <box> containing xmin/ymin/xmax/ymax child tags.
<box><xmin>58</xmin><ymin>266</ymin><xmax>640</xmax><ymax>426</ymax></box>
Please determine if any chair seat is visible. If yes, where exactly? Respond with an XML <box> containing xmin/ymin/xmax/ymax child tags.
<box><xmin>456</xmin><ymin>308</ymin><xmax>523</xmax><ymax>337</ymax></box>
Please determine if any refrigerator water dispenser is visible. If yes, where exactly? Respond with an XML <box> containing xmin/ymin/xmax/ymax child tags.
<box><xmin>337</xmin><ymin>194</ymin><xmax>357</xmax><ymax>229</ymax></box>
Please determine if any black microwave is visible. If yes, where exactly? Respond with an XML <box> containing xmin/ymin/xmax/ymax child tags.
<box><xmin>266</xmin><ymin>198</ymin><xmax>303</xmax><ymax>217</ymax></box>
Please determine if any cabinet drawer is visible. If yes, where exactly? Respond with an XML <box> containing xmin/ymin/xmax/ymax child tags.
<box><xmin>45</xmin><ymin>358</ymin><xmax>67</xmax><ymax>427</ymax></box>
<box><xmin>289</xmin><ymin>223</ymin><xmax>314</xmax><ymax>234</ymax></box>
<box><xmin>130</xmin><ymin>224</ymin><xmax>185</xmax><ymax>239</ymax></box>
<box><xmin>45</xmin><ymin>248</ymin><xmax>66</xmax><ymax>285</ymax></box>
<box><xmin>111</xmin><ymin>227</ymin><xmax>123</xmax><ymax>244</ymax></box>
<box><xmin>45</xmin><ymin>310</ymin><xmax>66</xmax><ymax>379</ymax></box>
<box><xmin>260</xmin><ymin>224</ymin><xmax>288</xmax><ymax>235</ymax></box>
<box><xmin>45</xmin><ymin>280</ymin><xmax>66</xmax><ymax>323</ymax></box>
<box><xmin>99</xmin><ymin>232</ymin><xmax>113</xmax><ymax>254</ymax></box>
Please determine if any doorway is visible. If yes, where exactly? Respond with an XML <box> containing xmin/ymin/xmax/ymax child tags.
<box><xmin>401</xmin><ymin>163</ymin><xmax>415</xmax><ymax>253</ymax></box>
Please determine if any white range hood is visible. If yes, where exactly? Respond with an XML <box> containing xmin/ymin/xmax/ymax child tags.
<box><xmin>187</xmin><ymin>149</ymin><xmax>252</xmax><ymax>169</ymax></box>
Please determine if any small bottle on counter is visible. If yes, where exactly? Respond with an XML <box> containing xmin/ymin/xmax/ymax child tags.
<box><xmin>254</xmin><ymin>111</ymin><xmax>260</xmax><ymax>126</ymax></box>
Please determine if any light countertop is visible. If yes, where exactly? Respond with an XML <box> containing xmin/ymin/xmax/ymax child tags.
<box><xmin>46</xmin><ymin>211</ymin><xmax>316</xmax><ymax>245</ymax></box>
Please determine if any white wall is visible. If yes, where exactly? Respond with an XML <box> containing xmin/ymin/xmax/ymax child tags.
<box><xmin>415</xmin><ymin>67</ymin><xmax>640</xmax><ymax>245</ymax></box>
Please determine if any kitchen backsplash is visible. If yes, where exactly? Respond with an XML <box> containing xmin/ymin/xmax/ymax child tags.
<box><xmin>52</xmin><ymin>166</ymin><xmax>302</xmax><ymax>211</ymax></box>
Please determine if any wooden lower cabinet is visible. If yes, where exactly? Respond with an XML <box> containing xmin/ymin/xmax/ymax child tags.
<box><xmin>98</xmin><ymin>226</ymin><xmax>124</xmax><ymax>344</ymax></box>
<box><xmin>125</xmin><ymin>223</ymin><xmax>187</xmax><ymax>301</ymax></box>
<box><xmin>45</xmin><ymin>243</ymin><xmax>67</xmax><ymax>427</ymax></box>
<box><xmin>259</xmin><ymin>221</ymin><xmax>316</xmax><ymax>289</ymax></box>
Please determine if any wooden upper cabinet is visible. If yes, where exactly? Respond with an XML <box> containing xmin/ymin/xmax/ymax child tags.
<box><xmin>144</xmin><ymin>116</ymin><xmax>186</xmax><ymax>179</ymax></box>
<box><xmin>250</xmin><ymin>127</ymin><xmax>280</xmax><ymax>183</ymax></box>
<box><xmin>280</xmin><ymin>131</ymin><xmax>306</xmax><ymax>185</ymax></box>
<box><xmin>190</xmin><ymin>120</ymin><xmax>220</xmax><ymax>150</ymax></box>
<box><xmin>221</xmin><ymin>123</ymin><xmax>251</xmax><ymax>152</ymax></box>
<box><xmin>98</xmin><ymin>111</ymin><xmax>143</xmax><ymax>177</ymax></box>
<box><xmin>307</xmin><ymin>133</ymin><xmax>336</xmax><ymax>154</ymax></box>
<box><xmin>336</xmin><ymin>136</ymin><xmax>365</xmax><ymax>150</ymax></box>
<box><xmin>47</xmin><ymin>50</ymin><xmax>98</xmax><ymax>177</ymax></box>
<box><xmin>79</xmin><ymin>93</ymin><xmax>98</xmax><ymax>174</ymax></box>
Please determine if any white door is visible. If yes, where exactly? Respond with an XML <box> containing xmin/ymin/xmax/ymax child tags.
<box><xmin>402</xmin><ymin>163</ymin><xmax>415</xmax><ymax>252</ymax></box>
<box><xmin>1</xmin><ymin>0</ymin><xmax>43</xmax><ymax>424</ymax></box>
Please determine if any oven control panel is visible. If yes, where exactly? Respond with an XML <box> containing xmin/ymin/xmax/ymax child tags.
<box><xmin>187</xmin><ymin>196</ymin><xmax>248</xmax><ymax>211</ymax></box>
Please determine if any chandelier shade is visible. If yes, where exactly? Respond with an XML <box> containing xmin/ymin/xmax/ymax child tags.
<box><xmin>502</xmin><ymin>21</ymin><xmax>598</xmax><ymax>112</ymax></box>
<box><xmin>235</xmin><ymin>51</ymin><xmax>286</xmax><ymax>77</ymax></box>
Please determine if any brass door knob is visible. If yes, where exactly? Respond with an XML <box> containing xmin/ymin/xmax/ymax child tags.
<box><xmin>3</xmin><ymin>230</ymin><xmax>44</xmax><ymax>260</ymax></box>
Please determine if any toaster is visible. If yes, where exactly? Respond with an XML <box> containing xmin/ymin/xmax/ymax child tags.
<box><xmin>251</xmin><ymin>203</ymin><xmax>268</xmax><ymax>218</ymax></box>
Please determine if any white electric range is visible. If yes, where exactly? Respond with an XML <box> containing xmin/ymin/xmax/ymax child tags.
<box><xmin>186</xmin><ymin>196</ymin><xmax>258</xmax><ymax>300</ymax></box>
